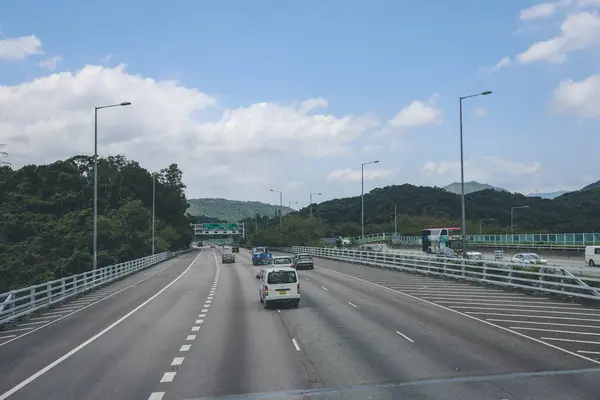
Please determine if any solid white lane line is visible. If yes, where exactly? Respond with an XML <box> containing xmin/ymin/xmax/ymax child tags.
<box><xmin>29</xmin><ymin>316</ymin><xmax>59</xmax><ymax>321</ymax></box>
<box><xmin>321</xmin><ymin>266</ymin><xmax>600</xmax><ymax>366</ymax></box>
<box><xmin>542</xmin><ymin>337</ymin><xmax>600</xmax><ymax>345</ymax></box>
<box><xmin>1</xmin><ymin>328</ymin><xmax>32</xmax><ymax>334</ymax></box>
<box><xmin>277</xmin><ymin>309</ymin><xmax>281</xmax><ymax>313</ymax></box>
<box><xmin>0</xmin><ymin>253</ymin><xmax>191</xmax><ymax>349</ymax></box>
<box><xmin>196</xmin><ymin>319</ymin><xmax>204</xmax><ymax>324</ymax></box>
<box><xmin>180</xmin><ymin>344</ymin><xmax>191</xmax><ymax>352</ymax></box>
<box><xmin>18</xmin><ymin>321</ymin><xmax>50</xmax><ymax>326</ymax></box>
<box><xmin>489</xmin><ymin>319</ymin><xmax>600</xmax><ymax>329</ymax></box>
<box><xmin>191</xmin><ymin>326</ymin><xmax>200</xmax><ymax>332</ymax></box>
<box><xmin>0</xmin><ymin>251</ymin><xmax>203</xmax><ymax>400</ymax></box>
<box><xmin>468</xmin><ymin>312</ymin><xmax>600</xmax><ymax>322</ymax></box>
<box><xmin>305</xmin><ymin>278</ymin><xmax>310</xmax><ymax>281</ymax></box>
<box><xmin>321</xmin><ymin>287</ymin><xmax>328</xmax><ymax>291</ymax></box>
<box><xmin>348</xmin><ymin>302</ymin><xmax>358</xmax><ymax>309</ymax></box>
<box><xmin>148</xmin><ymin>392</ymin><xmax>165</xmax><ymax>400</ymax></box>
<box><xmin>396</xmin><ymin>331</ymin><xmax>415</xmax><ymax>343</ymax></box>
<box><xmin>171</xmin><ymin>357</ymin><xmax>185</xmax><ymax>366</ymax></box>
<box><xmin>511</xmin><ymin>326</ymin><xmax>600</xmax><ymax>336</ymax></box>
<box><xmin>0</xmin><ymin>335</ymin><xmax>16</xmax><ymax>340</ymax></box>
<box><xmin>442</xmin><ymin>302</ymin><xmax>590</xmax><ymax>310</ymax></box>
<box><xmin>160</xmin><ymin>372</ymin><xmax>176</xmax><ymax>383</ymax></box>
<box><xmin>292</xmin><ymin>338</ymin><xmax>301</xmax><ymax>351</ymax></box>
<box><xmin>186</xmin><ymin>335</ymin><xmax>196</xmax><ymax>341</ymax></box>
<box><xmin>457</xmin><ymin>307</ymin><xmax>600</xmax><ymax>316</ymax></box>
<box><xmin>578</xmin><ymin>350</ymin><xmax>600</xmax><ymax>355</ymax></box>
<box><xmin>198</xmin><ymin>314</ymin><xmax>206</xmax><ymax>318</ymax></box>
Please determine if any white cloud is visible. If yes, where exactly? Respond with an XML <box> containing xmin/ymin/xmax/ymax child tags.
<box><xmin>327</xmin><ymin>167</ymin><xmax>394</xmax><ymax>182</ymax></box>
<box><xmin>388</xmin><ymin>93</ymin><xmax>442</xmax><ymax>128</ymax></box>
<box><xmin>39</xmin><ymin>56</ymin><xmax>62</xmax><ymax>71</ymax></box>
<box><xmin>0</xmin><ymin>63</ymin><xmax>429</xmax><ymax>201</ymax></box>
<box><xmin>474</xmin><ymin>107</ymin><xmax>488</xmax><ymax>117</ymax></box>
<box><xmin>421</xmin><ymin>156</ymin><xmax>541</xmax><ymax>187</ymax></box>
<box><xmin>551</xmin><ymin>72</ymin><xmax>600</xmax><ymax>118</ymax></box>
<box><xmin>517</xmin><ymin>11</ymin><xmax>600</xmax><ymax>64</ymax></box>
<box><xmin>0</xmin><ymin>35</ymin><xmax>43</xmax><ymax>60</ymax></box>
<box><xmin>519</xmin><ymin>2</ymin><xmax>564</xmax><ymax>21</ymax></box>
<box><xmin>494</xmin><ymin>56</ymin><xmax>511</xmax><ymax>70</ymax></box>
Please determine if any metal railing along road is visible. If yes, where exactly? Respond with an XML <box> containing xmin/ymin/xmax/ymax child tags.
<box><xmin>0</xmin><ymin>249</ymin><xmax>191</xmax><ymax>325</ymax></box>
<box><xmin>293</xmin><ymin>246</ymin><xmax>600</xmax><ymax>301</ymax></box>
<box><xmin>342</xmin><ymin>232</ymin><xmax>600</xmax><ymax>250</ymax></box>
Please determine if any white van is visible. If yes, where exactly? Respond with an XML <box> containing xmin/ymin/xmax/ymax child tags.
<box><xmin>585</xmin><ymin>246</ymin><xmax>600</xmax><ymax>266</ymax></box>
<box><xmin>256</xmin><ymin>266</ymin><xmax>300</xmax><ymax>309</ymax></box>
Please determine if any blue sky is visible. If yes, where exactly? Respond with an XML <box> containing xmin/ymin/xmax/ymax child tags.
<box><xmin>1</xmin><ymin>0</ymin><xmax>599</xmax><ymax>205</ymax></box>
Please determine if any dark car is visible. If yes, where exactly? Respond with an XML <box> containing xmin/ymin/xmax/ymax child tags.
<box><xmin>294</xmin><ymin>254</ymin><xmax>314</xmax><ymax>270</ymax></box>
<box><xmin>222</xmin><ymin>252</ymin><xmax>236</xmax><ymax>264</ymax></box>
<box><xmin>232</xmin><ymin>246</ymin><xmax>239</xmax><ymax>253</ymax></box>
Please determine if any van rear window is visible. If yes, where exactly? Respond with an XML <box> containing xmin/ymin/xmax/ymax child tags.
<box><xmin>268</xmin><ymin>271</ymin><xmax>297</xmax><ymax>284</ymax></box>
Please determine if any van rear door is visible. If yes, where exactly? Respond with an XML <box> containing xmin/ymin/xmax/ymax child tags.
<box><xmin>266</xmin><ymin>269</ymin><xmax>298</xmax><ymax>300</ymax></box>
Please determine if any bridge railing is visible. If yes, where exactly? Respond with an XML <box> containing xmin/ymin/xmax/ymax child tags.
<box><xmin>0</xmin><ymin>249</ymin><xmax>191</xmax><ymax>325</ymax></box>
<box><xmin>293</xmin><ymin>246</ymin><xmax>600</xmax><ymax>301</ymax></box>
<box><xmin>343</xmin><ymin>232</ymin><xmax>600</xmax><ymax>250</ymax></box>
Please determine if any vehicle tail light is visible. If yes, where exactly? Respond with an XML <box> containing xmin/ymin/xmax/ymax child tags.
<box><xmin>297</xmin><ymin>283</ymin><xmax>300</xmax><ymax>294</ymax></box>
<box><xmin>265</xmin><ymin>286</ymin><xmax>269</xmax><ymax>296</ymax></box>
<box><xmin>291</xmin><ymin>263</ymin><xmax>295</xmax><ymax>269</ymax></box>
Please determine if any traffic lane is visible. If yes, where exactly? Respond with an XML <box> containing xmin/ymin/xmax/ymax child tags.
<box><xmin>161</xmin><ymin>251</ymin><xmax>309</xmax><ymax>400</ymax></box>
<box><xmin>0</xmin><ymin>252</ymin><xmax>192</xmax><ymax>345</ymax></box>
<box><xmin>309</xmin><ymin>255</ymin><xmax>600</xmax><ymax>361</ymax></box>
<box><xmin>0</xmin><ymin>250</ymin><xmax>203</xmax><ymax>398</ymax></box>
<box><xmin>297</xmin><ymin>267</ymin><xmax>600</xmax><ymax>398</ymax></box>
<box><xmin>1</xmin><ymin>249</ymin><xmax>213</xmax><ymax>400</ymax></box>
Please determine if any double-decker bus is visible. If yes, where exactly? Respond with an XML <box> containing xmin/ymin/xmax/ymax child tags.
<box><xmin>422</xmin><ymin>227</ymin><xmax>463</xmax><ymax>253</ymax></box>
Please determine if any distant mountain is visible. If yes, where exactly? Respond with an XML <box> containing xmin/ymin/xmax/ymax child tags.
<box><xmin>443</xmin><ymin>181</ymin><xmax>509</xmax><ymax>195</ymax></box>
<box><xmin>582</xmin><ymin>180</ymin><xmax>600</xmax><ymax>191</ymax></box>
<box><xmin>187</xmin><ymin>198</ymin><xmax>293</xmax><ymax>222</ymax></box>
<box><xmin>528</xmin><ymin>190</ymin><xmax>570</xmax><ymax>199</ymax></box>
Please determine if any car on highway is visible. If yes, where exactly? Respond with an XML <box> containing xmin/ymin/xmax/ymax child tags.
<box><xmin>585</xmin><ymin>246</ymin><xmax>600</xmax><ymax>266</ymax></box>
<box><xmin>270</xmin><ymin>255</ymin><xmax>295</xmax><ymax>268</ymax></box>
<box><xmin>256</xmin><ymin>266</ymin><xmax>300</xmax><ymax>309</ymax></box>
<box><xmin>210</xmin><ymin>244</ymin><xmax>215</xmax><ymax>248</ymax></box>
<box><xmin>222</xmin><ymin>252</ymin><xmax>236</xmax><ymax>264</ymax></box>
<box><xmin>511</xmin><ymin>252</ymin><xmax>547</xmax><ymax>265</ymax></box>
<box><xmin>294</xmin><ymin>254</ymin><xmax>314</xmax><ymax>270</ymax></box>
<box><xmin>232</xmin><ymin>245</ymin><xmax>239</xmax><ymax>253</ymax></box>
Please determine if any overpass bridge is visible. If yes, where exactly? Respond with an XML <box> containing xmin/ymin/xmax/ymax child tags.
<box><xmin>1</xmin><ymin>244</ymin><xmax>600</xmax><ymax>399</ymax></box>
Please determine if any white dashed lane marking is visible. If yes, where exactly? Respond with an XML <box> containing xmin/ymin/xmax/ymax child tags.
<box><xmin>160</xmin><ymin>372</ymin><xmax>176</xmax><ymax>383</ymax></box>
<box><xmin>179</xmin><ymin>344</ymin><xmax>191</xmax><ymax>352</ymax></box>
<box><xmin>148</xmin><ymin>392</ymin><xmax>165</xmax><ymax>400</ymax></box>
<box><xmin>186</xmin><ymin>335</ymin><xmax>196</xmax><ymax>341</ymax></box>
<box><xmin>171</xmin><ymin>357</ymin><xmax>185</xmax><ymax>366</ymax></box>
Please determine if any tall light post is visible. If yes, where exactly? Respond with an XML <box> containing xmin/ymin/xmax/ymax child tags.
<box><xmin>511</xmin><ymin>206</ymin><xmax>530</xmax><ymax>236</ymax></box>
<box><xmin>309</xmin><ymin>193</ymin><xmax>322</xmax><ymax>217</ymax></box>
<box><xmin>93</xmin><ymin>101</ymin><xmax>131</xmax><ymax>271</ymax></box>
<box><xmin>270</xmin><ymin>189</ymin><xmax>283</xmax><ymax>246</ymax></box>
<box><xmin>361</xmin><ymin>160</ymin><xmax>379</xmax><ymax>242</ymax></box>
<box><xmin>459</xmin><ymin>91</ymin><xmax>491</xmax><ymax>244</ymax></box>
<box><xmin>394</xmin><ymin>205</ymin><xmax>397</xmax><ymax>237</ymax></box>
<box><xmin>152</xmin><ymin>173</ymin><xmax>157</xmax><ymax>255</ymax></box>
<box><xmin>479</xmin><ymin>218</ymin><xmax>494</xmax><ymax>235</ymax></box>
<box><xmin>289</xmin><ymin>201</ymin><xmax>298</xmax><ymax>209</ymax></box>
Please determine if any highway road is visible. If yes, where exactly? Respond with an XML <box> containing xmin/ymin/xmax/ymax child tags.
<box><xmin>1</xmin><ymin>248</ymin><xmax>600</xmax><ymax>399</ymax></box>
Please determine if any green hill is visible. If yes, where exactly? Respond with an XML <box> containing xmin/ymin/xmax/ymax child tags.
<box><xmin>187</xmin><ymin>198</ymin><xmax>293</xmax><ymax>222</ymax></box>
<box><xmin>293</xmin><ymin>183</ymin><xmax>600</xmax><ymax>235</ymax></box>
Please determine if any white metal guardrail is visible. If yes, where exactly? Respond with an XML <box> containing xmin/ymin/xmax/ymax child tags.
<box><xmin>0</xmin><ymin>249</ymin><xmax>191</xmax><ymax>325</ymax></box>
<box><xmin>293</xmin><ymin>246</ymin><xmax>600</xmax><ymax>301</ymax></box>
<box><xmin>345</xmin><ymin>232</ymin><xmax>600</xmax><ymax>249</ymax></box>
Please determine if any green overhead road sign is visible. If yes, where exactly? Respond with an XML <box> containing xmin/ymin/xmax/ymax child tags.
<box><xmin>202</xmin><ymin>223</ymin><xmax>239</xmax><ymax>230</ymax></box>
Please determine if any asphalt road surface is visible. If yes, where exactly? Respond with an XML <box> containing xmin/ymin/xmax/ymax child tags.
<box><xmin>1</xmin><ymin>248</ymin><xmax>600</xmax><ymax>399</ymax></box>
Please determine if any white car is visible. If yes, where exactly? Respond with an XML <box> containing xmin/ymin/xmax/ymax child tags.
<box><xmin>256</xmin><ymin>266</ymin><xmax>300</xmax><ymax>309</ymax></box>
<box><xmin>511</xmin><ymin>252</ymin><xmax>548</xmax><ymax>265</ymax></box>
<box><xmin>270</xmin><ymin>256</ymin><xmax>295</xmax><ymax>269</ymax></box>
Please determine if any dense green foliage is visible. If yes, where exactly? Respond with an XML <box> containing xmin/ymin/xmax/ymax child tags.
<box><xmin>289</xmin><ymin>184</ymin><xmax>600</xmax><ymax>236</ymax></box>
<box><xmin>241</xmin><ymin>214</ymin><xmax>327</xmax><ymax>247</ymax></box>
<box><xmin>0</xmin><ymin>155</ymin><xmax>192</xmax><ymax>292</ymax></box>
<box><xmin>187</xmin><ymin>198</ymin><xmax>292</xmax><ymax>222</ymax></box>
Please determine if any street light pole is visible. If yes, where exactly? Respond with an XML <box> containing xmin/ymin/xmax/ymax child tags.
<box><xmin>270</xmin><ymin>189</ymin><xmax>283</xmax><ymax>246</ymax></box>
<box><xmin>152</xmin><ymin>173</ymin><xmax>156</xmax><ymax>255</ymax></box>
<box><xmin>309</xmin><ymin>192</ymin><xmax>322</xmax><ymax>217</ymax></box>
<box><xmin>459</xmin><ymin>91</ymin><xmax>491</xmax><ymax>245</ymax></box>
<box><xmin>361</xmin><ymin>160</ymin><xmax>379</xmax><ymax>242</ymax></box>
<box><xmin>394</xmin><ymin>205</ymin><xmax>397</xmax><ymax>237</ymax></box>
<box><xmin>479</xmin><ymin>218</ymin><xmax>494</xmax><ymax>235</ymax></box>
<box><xmin>93</xmin><ymin>101</ymin><xmax>131</xmax><ymax>271</ymax></box>
<box><xmin>511</xmin><ymin>205</ymin><xmax>530</xmax><ymax>236</ymax></box>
